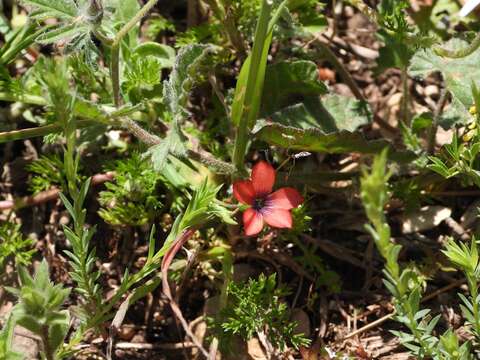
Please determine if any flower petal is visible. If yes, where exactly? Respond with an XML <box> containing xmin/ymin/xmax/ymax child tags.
<box><xmin>243</xmin><ymin>208</ymin><xmax>264</xmax><ymax>236</ymax></box>
<box><xmin>262</xmin><ymin>208</ymin><xmax>293</xmax><ymax>229</ymax></box>
<box><xmin>233</xmin><ymin>180</ymin><xmax>255</xmax><ymax>205</ymax></box>
<box><xmin>266</xmin><ymin>187</ymin><xmax>304</xmax><ymax>210</ymax></box>
<box><xmin>460</xmin><ymin>0</ymin><xmax>480</xmax><ymax>16</ymax></box>
<box><xmin>251</xmin><ymin>161</ymin><xmax>275</xmax><ymax>196</ymax></box>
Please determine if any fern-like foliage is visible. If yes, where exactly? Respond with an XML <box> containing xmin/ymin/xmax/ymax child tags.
<box><xmin>210</xmin><ymin>273</ymin><xmax>310</xmax><ymax>354</ymax></box>
<box><xmin>27</xmin><ymin>154</ymin><xmax>66</xmax><ymax>194</ymax></box>
<box><xmin>98</xmin><ymin>153</ymin><xmax>163</xmax><ymax>226</ymax></box>
<box><xmin>122</xmin><ymin>56</ymin><xmax>163</xmax><ymax>103</ymax></box>
<box><xmin>0</xmin><ymin>221</ymin><xmax>35</xmax><ymax>276</ymax></box>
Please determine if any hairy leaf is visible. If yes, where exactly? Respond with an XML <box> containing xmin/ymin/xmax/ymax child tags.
<box><xmin>251</xmin><ymin>94</ymin><xmax>396</xmax><ymax>155</ymax></box>
<box><xmin>20</xmin><ymin>0</ymin><xmax>78</xmax><ymax>20</ymax></box>
<box><xmin>409</xmin><ymin>38</ymin><xmax>480</xmax><ymax>108</ymax></box>
<box><xmin>147</xmin><ymin>129</ymin><xmax>187</xmax><ymax>172</ymax></box>
<box><xmin>262</xmin><ymin>94</ymin><xmax>370</xmax><ymax>131</ymax></box>
<box><xmin>163</xmin><ymin>44</ymin><xmax>214</xmax><ymax>119</ymax></box>
<box><xmin>254</xmin><ymin>121</ymin><xmax>390</xmax><ymax>154</ymax></box>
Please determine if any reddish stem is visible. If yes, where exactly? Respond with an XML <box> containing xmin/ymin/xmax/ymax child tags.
<box><xmin>0</xmin><ymin>172</ymin><xmax>114</xmax><ymax>211</ymax></box>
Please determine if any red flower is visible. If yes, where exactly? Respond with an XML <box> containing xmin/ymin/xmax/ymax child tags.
<box><xmin>233</xmin><ymin>161</ymin><xmax>304</xmax><ymax>236</ymax></box>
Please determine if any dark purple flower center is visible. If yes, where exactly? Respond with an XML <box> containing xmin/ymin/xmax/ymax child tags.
<box><xmin>253</xmin><ymin>196</ymin><xmax>266</xmax><ymax>210</ymax></box>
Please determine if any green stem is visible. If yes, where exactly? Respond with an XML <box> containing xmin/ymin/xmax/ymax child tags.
<box><xmin>110</xmin><ymin>45</ymin><xmax>121</xmax><ymax>107</ymax></box>
<box><xmin>113</xmin><ymin>0</ymin><xmax>160</xmax><ymax>47</ymax></box>
<box><xmin>468</xmin><ymin>274</ymin><xmax>480</xmax><ymax>339</ymax></box>
<box><xmin>0</xmin><ymin>121</ymin><xmax>97</xmax><ymax>144</ymax></box>
<box><xmin>92</xmin><ymin>27</ymin><xmax>113</xmax><ymax>46</ymax></box>
<box><xmin>401</xmin><ymin>66</ymin><xmax>410</xmax><ymax>125</ymax></box>
<box><xmin>40</xmin><ymin>325</ymin><xmax>54</xmax><ymax>360</ymax></box>
<box><xmin>0</xmin><ymin>91</ymin><xmax>46</xmax><ymax>106</ymax></box>
<box><xmin>406</xmin><ymin>311</ymin><xmax>432</xmax><ymax>358</ymax></box>
<box><xmin>434</xmin><ymin>33</ymin><xmax>480</xmax><ymax>58</ymax></box>
<box><xmin>122</xmin><ymin>118</ymin><xmax>236</xmax><ymax>174</ymax></box>
<box><xmin>109</xmin><ymin>0</ymin><xmax>160</xmax><ymax>107</ymax></box>
<box><xmin>232</xmin><ymin>0</ymin><xmax>272</xmax><ymax>172</ymax></box>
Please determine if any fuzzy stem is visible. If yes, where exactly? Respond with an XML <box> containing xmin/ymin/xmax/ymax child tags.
<box><xmin>121</xmin><ymin>119</ymin><xmax>236</xmax><ymax>174</ymax></box>
<box><xmin>187</xmin><ymin>149</ymin><xmax>236</xmax><ymax>174</ymax></box>
<box><xmin>121</xmin><ymin>118</ymin><xmax>161</xmax><ymax>146</ymax></box>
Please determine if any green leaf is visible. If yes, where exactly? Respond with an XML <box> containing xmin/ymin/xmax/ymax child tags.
<box><xmin>20</xmin><ymin>0</ymin><xmax>78</xmax><ymax>20</ymax></box>
<box><xmin>59</xmin><ymin>193</ymin><xmax>77</xmax><ymax>224</ymax></box>
<box><xmin>251</xmin><ymin>94</ymin><xmax>390</xmax><ymax>156</ymax></box>
<box><xmin>22</xmin><ymin>0</ymin><xmax>98</xmax><ymax>62</ymax></box>
<box><xmin>208</xmin><ymin>202</ymin><xmax>238</xmax><ymax>225</ymax></box>
<box><xmin>0</xmin><ymin>23</ymin><xmax>42</xmax><ymax>65</ymax></box>
<box><xmin>0</xmin><ymin>316</ymin><xmax>23</xmax><ymax>360</ymax></box>
<box><xmin>147</xmin><ymin>225</ymin><xmax>156</xmax><ymax>261</ymax></box>
<box><xmin>287</xmin><ymin>0</ymin><xmax>327</xmax><ymax>35</ymax></box>
<box><xmin>9</xmin><ymin>260</ymin><xmax>70</xmax><ymax>357</ymax></box>
<box><xmin>439</xmin><ymin>96</ymin><xmax>471</xmax><ymax>129</ymax></box>
<box><xmin>263</xmin><ymin>95</ymin><xmax>371</xmax><ymax>132</ymax></box>
<box><xmin>77</xmin><ymin>178</ymin><xmax>91</xmax><ymax>209</ymax></box>
<box><xmin>133</xmin><ymin>42</ymin><xmax>176</xmax><ymax>68</ymax></box>
<box><xmin>319</xmin><ymin>94</ymin><xmax>372</xmax><ymax>132</ymax></box>
<box><xmin>147</xmin><ymin>129</ymin><xmax>187</xmax><ymax>171</ymax></box>
<box><xmin>48</xmin><ymin>310</ymin><xmax>70</xmax><ymax>352</ymax></box>
<box><xmin>254</xmin><ymin>121</ymin><xmax>395</xmax><ymax>154</ymax></box>
<box><xmin>123</xmin><ymin>56</ymin><xmax>163</xmax><ymax>97</ymax></box>
<box><xmin>376</xmin><ymin>29</ymin><xmax>414</xmax><ymax>72</ymax></box>
<box><xmin>411</xmin><ymin>0</ymin><xmax>460</xmax><ymax>37</ymax></box>
<box><xmin>261</xmin><ymin>60</ymin><xmax>327</xmax><ymax>116</ymax></box>
<box><xmin>409</xmin><ymin>38</ymin><xmax>480</xmax><ymax>109</ymax></box>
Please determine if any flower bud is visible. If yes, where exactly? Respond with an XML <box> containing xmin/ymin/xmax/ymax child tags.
<box><xmin>86</xmin><ymin>0</ymin><xmax>103</xmax><ymax>25</ymax></box>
